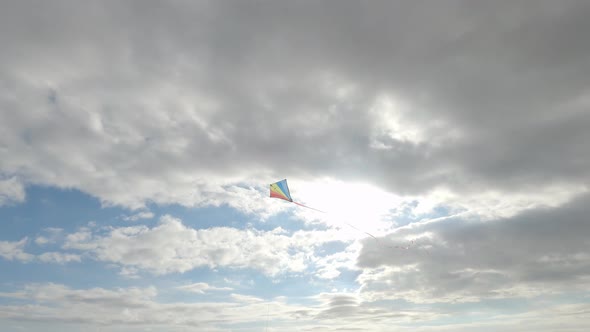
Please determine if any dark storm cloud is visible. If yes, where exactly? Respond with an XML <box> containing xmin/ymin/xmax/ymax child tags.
<box><xmin>1</xmin><ymin>0</ymin><xmax>589</xmax><ymax>205</ymax></box>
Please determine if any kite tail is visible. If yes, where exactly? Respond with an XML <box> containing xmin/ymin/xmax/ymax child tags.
<box><xmin>292</xmin><ymin>201</ymin><xmax>326</xmax><ymax>213</ymax></box>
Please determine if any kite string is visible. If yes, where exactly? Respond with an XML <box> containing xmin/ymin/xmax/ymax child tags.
<box><xmin>343</xmin><ymin>221</ymin><xmax>416</xmax><ymax>250</ymax></box>
<box><xmin>291</xmin><ymin>201</ymin><xmax>385</xmax><ymax>244</ymax></box>
<box><xmin>344</xmin><ymin>222</ymin><xmax>378</xmax><ymax>240</ymax></box>
<box><xmin>292</xmin><ymin>201</ymin><xmax>420</xmax><ymax>250</ymax></box>
<box><xmin>292</xmin><ymin>201</ymin><xmax>326</xmax><ymax>213</ymax></box>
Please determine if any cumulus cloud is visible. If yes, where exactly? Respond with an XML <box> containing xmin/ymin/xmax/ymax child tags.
<box><xmin>0</xmin><ymin>238</ymin><xmax>34</xmax><ymax>262</ymax></box>
<box><xmin>38</xmin><ymin>252</ymin><xmax>81</xmax><ymax>264</ymax></box>
<box><xmin>63</xmin><ymin>215</ymin><xmax>350</xmax><ymax>276</ymax></box>
<box><xmin>122</xmin><ymin>211</ymin><xmax>155</xmax><ymax>222</ymax></box>
<box><xmin>0</xmin><ymin>236</ymin><xmax>80</xmax><ymax>265</ymax></box>
<box><xmin>0</xmin><ymin>177</ymin><xmax>25</xmax><ymax>206</ymax></box>
<box><xmin>34</xmin><ymin>227</ymin><xmax>64</xmax><ymax>246</ymax></box>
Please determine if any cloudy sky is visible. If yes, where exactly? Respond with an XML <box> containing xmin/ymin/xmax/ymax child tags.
<box><xmin>1</xmin><ymin>0</ymin><xmax>590</xmax><ymax>331</ymax></box>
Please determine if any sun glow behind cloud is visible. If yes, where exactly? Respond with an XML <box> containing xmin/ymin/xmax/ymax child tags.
<box><xmin>290</xmin><ymin>179</ymin><xmax>403</xmax><ymax>238</ymax></box>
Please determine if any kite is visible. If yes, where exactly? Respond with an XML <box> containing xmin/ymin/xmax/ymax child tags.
<box><xmin>269</xmin><ymin>179</ymin><xmax>293</xmax><ymax>202</ymax></box>
<box><xmin>269</xmin><ymin>179</ymin><xmax>324</xmax><ymax>212</ymax></box>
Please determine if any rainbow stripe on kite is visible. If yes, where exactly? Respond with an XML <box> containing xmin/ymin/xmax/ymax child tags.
<box><xmin>270</xmin><ymin>179</ymin><xmax>325</xmax><ymax>212</ymax></box>
<box><xmin>270</xmin><ymin>179</ymin><xmax>292</xmax><ymax>202</ymax></box>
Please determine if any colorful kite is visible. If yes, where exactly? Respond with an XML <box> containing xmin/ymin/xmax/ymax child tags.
<box><xmin>269</xmin><ymin>179</ymin><xmax>292</xmax><ymax>202</ymax></box>
<box><xmin>269</xmin><ymin>179</ymin><xmax>324</xmax><ymax>212</ymax></box>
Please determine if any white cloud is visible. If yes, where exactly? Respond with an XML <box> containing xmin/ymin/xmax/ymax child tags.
<box><xmin>410</xmin><ymin>184</ymin><xmax>588</xmax><ymax>221</ymax></box>
<box><xmin>0</xmin><ymin>238</ymin><xmax>34</xmax><ymax>262</ymax></box>
<box><xmin>177</xmin><ymin>282</ymin><xmax>232</xmax><ymax>294</ymax></box>
<box><xmin>34</xmin><ymin>227</ymin><xmax>64</xmax><ymax>246</ymax></box>
<box><xmin>34</xmin><ymin>237</ymin><xmax>50</xmax><ymax>246</ymax></box>
<box><xmin>230</xmin><ymin>293</ymin><xmax>265</xmax><ymax>304</ymax></box>
<box><xmin>1</xmin><ymin>236</ymin><xmax>80</xmax><ymax>265</ymax></box>
<box><xmin>312</xmin><ymin>242</ymin><xmax>362</xmax><ymax>280</ymax></box>
<box><xmin>38</xmin><ymin>252</ymin><xmax>81</xmax><ymax>264</ymax></box>
<box><xmin>122</xmin><ymin>211</ymin><xmax>155</xmax><ymax>222</ymax></box>
<box><xmin>63</xmin><ymin>215</ymin><xmax>345</xmax><ymax>276</ymax></box>
<box><xmin>0</xmin><ymin>177</ymin><xmax>25</xmax><ymax>206</ymax></box>
<box><xmin>64</xmin><ymin>229</ymin><xmax>94</xmax><ymax>249</ymax></box>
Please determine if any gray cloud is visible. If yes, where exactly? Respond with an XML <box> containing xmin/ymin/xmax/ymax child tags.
<box><xmin>1</xmin><ymin>1</ymin><xmax>590</xmax><ymax>208</ymax></box>
<box><xmin>358</xmin><ymin>192</ymin><xmax>590</xmax><ymax>303</ymax></box>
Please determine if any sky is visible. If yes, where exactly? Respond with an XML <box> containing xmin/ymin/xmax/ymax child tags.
<box><xmin>1</xmin><ymin>0</ymin><xmax>590</xmax><ymax>331</ymax></box>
